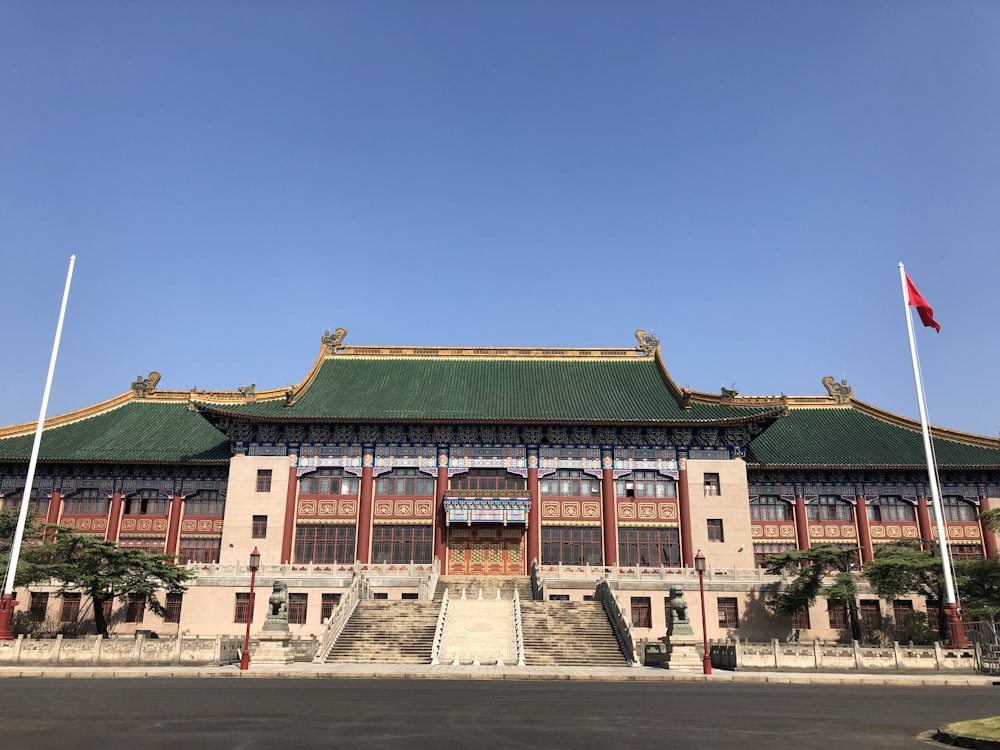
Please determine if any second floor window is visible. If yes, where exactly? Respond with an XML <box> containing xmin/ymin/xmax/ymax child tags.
<box><xmin>615</xmin><ymin>471</ymin><xmax>676</xmax><ymax>499</ymax></box>
<box><xmin>450</xmin><ymin>469</ymin><xmax>526</xmax><ymax>493</ymax></box>
<box><xmin>750</xmin><ymin>496</ymin><xmax>793</xmax><ymax>521</ymax></box>
<box><xmin>63</xmin><ymin>489</ymin><xmax>109</xmax><ymax>515</ymax></box>
<box><xmin>807</xmin><ymin>496</ymin><xmax>853</xmax><ymax>522</ymax></box>
<box><xmin>867</xmin><ymin>497</ymin><xmax>916</xmax><ymax>522</ymax></box>
<box><xmin>256</xmin><ymin>470</ymin><xmax>272</xmax><ymax>492</ymax></box>
<box><xmin>375</xmin><ymin>468</ymin><xmax>435</xmax><ymax>496</ymax></box>
<box><xmin>125</xmin><ymin>490</ymin><xmax>169</xmax><ymax>516</ymax></box>
<box><xmin>299</xmin><ymin>469</ymin><xmax>360</xmax><ymax>496</ymax></box>
<box><xmin>184</xmin><ymin>491</ymin><xmax>225</xmax><ymax>517</ymax></box>
<box><xmin>540</xmin><ymin>470</ymin><xmax>601</xmax><ymax>497</ymax></box>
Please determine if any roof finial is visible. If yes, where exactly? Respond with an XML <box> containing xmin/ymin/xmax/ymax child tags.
<box><xmin>322</xmin><ymin>327</ymin><xmax>348</xmax><ymax>354</ymax></box>
<box><xmin>634</xmin><ymin>329</ymin><xmax>660</xmax><ymax>356</ymax></box>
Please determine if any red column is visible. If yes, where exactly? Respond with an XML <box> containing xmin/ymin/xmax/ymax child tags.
<box><xmin>916</xmin><ymin>496</ymin><xmax>933</xmax><ymax>551</ymax></box>
<box><xmin>46</xmin><ymin>490</ymin><xmax>62</xmax><ymax>526</ymax></box>
<box><xmin>280</xmin><ymin>465</ymin><xmax>298</xmax><ymax>564</ymax></box>
<box><xmin>794</xmin><ymin>495</ymin><xmax>810</xmax><ymax>551</ymax></box>
<box><xmin>527</xmin><ymin>455</ymin><xmax>540</xmax><ymax>566</ymax></box>
<box><xmin>356</xmin><ymin>452</ymin><xmax>375</xmax><ymax>564</ymax></box>
<box><xmin>678</xmin><ymin>456</ymin><xmax>693</xmax><ymax>567</ymax></box>
<box><xmin>106</xmin><ymin>491</ymin><xmax>123</xmax><ymax>542</ymax></box>
<box><xmin>165</xmin><ymin>493</ymin><xmax>182</xmax><ymax>557</ymax></box>
<box><xmin>980</xmin><ymin>496</ymin><xmax>998</xmax><ymax>558</ymax></box>
<box><xmin>435</xmin><ymin>452</ymin><xmax>448</xmax><ymax>567</ymax></box>
<box><xmin>855</xmin><ymin>496</ymin><xmax>873</xmax><ymax>563</ymax></box>
<box><xmin>601</xmin><ymin>460</ymin><xmax>617</xmax><ymax>566</ymax></box>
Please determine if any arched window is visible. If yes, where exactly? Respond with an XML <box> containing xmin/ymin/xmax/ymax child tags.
<box><xmin>615</xmin><ymin>471</ymin><xmax>676</xmax><ymax>499</ymax></box>
<box><xmin>124</xmin><ymin>489</ymin><xmax>169</xmax><ymax>516</ymax></box>
<box><xmin>941</xmin><ymin>496</ymin><xmax>976</xmax><ymax>522</ymax></box>
<box><xmin>750</xmin><ymin>496</ymin><xmax>793</xmax><ymax>521</ymax></box>
<box><xmin>807</xmin><ymin>496</ymin><xmax>853</xmax><ymax>522</ymax></box>
<box><xmin>185</xmin><ymin>490</ymin><xmax>225</xmax><ymax>516</ymax></box>
<box><xmin>375</xmin><ymin>468</ymin><xmax>435</xmax><ymax>496</ymax></box>
<box><xmin>450</xmin><ymin>469</ymin><xmax>525</xmax><ymax>492</ymax></box>
<box><xmin>299</xmin><ymin>469</ymin><xmax>360</xmax><ymax>496</ymax></box>
<box><xmin>63</xmin><ymin>489</ymin><xmax>109</xmax><ymax>515</ymax></box>
<box><xmin>540</xmin><ymin>470</ymin><xmax>601</xmax><ymax>497</ymax></box>
<box><xmin>867</xmin><ymin>497</ymin><xmax>916</xmax><ymax>522</ymax></box>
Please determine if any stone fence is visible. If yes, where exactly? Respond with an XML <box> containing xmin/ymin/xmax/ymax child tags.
<box><xmin>709</xmin><ymin>639</ymin><xmax>977</xmax><ymax>672</ymax></box>
<box><xmin>0</xmin><ymin>634</ymin><xmax>282</xmax><ymax>666</ymax></box>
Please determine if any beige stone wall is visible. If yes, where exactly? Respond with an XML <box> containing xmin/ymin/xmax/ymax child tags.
<box><xmin>685</xmin><ymin>457</ymin><xmax>756</xmax><ymax>569</ymax></box>
<box><xmin>218</xmin><ymin>454</ymin><xmax>296</xmax><ymax>566</ymax></box>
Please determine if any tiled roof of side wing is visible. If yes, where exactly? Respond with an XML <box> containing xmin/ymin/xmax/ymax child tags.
<box><xmin>0</xmin><ymin>401</ymin><xmax>231</xmax><ymax>463</ymax></box>
<box><xmin>746</xmin><ymin>406</ymin><xmax>1000</xmax><ymax>468</ymax></box>
<box><xmin>195</xmin><ymin>355</ymin><xmax>778</xmax><ymax>423</ymax></box>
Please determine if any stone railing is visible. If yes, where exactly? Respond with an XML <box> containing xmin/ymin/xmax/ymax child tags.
<box><xmin>0</xmin><ymin>634</ymin><xmax>243</xmax><ymax>666</ymax></box>
<box><xmin>710</xmin><ymin>638</ymin><xmax>977</xmax><ymax>672</ymax></box>
<box><xmin>430</xmin><ymin>587</ymin><xmax>450</xmax><ymax>665</ymax></box>
<box><xmin>313</xmin><ymin>572</ymin><xmax>371</xmax><ymax>662</ymax></box>
<box><xmin>595</xmin><ymin>579</ymin><xmax>640</xmax><ymax>666</ymax></box>
<box><xmin>536</xmin><ymin>563</ymin><xmax>787</xmax><ymax>585</ymax></box>
<box><xmin>512</xmin><ymin>588</ymin><xmax>526</xmax><ymax>667</ymax></box>
<box><xmin>185</xmin><ymin>560</ymin><xmax>434</xmax><ymax>582</ymax></box>
<box><xmin>419</xmin><ymin>557</ymin><xmax>442</xmax><ymax>600</ymax></box>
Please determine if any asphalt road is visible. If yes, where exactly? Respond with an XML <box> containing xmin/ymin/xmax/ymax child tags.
<box><xmin>0</xmin><ymin>678</ymin><xmax>995</xmax><ymax>749</ymax></box>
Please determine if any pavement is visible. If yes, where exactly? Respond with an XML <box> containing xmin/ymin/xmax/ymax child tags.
<box><xmin>0</xmin><ymin>660</ymin><xmax>997</xmax><ymax>686</ymax></box>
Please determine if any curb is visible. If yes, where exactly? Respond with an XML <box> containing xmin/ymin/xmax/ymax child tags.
<box><xmin>932</xmin><ymin>728</ymin><xmax>1000</xmax><ymax>749</ymax></box>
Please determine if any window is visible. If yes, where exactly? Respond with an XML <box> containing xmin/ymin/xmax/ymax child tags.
<box><xmin>828</xmin><ymin>604</ymin><xmax>848</xmax><ymax>629</ymax></box>
<box><xmin>375</xmin><ymin>468</ymin><xmax>435</xmax><ymax>496</ymax></box>
<box><xmin>234</xmin><ymin>592</ymin><xmax>255</xmax><ymax>624</ymax></box>
<box><xmin>867</xmin><ymin>497</ymin><xmax>916</xmax><ymax>522</ymax></box>
<box><xmin>950</xmin><ymin>544</ymin><xmax>983</xmax><ymax>560</ymax></box>
<box><xmin>401</xmin><ymin>592</ymin><xmax>419</xmax><ymax>600</ymax></box>
<box><xmin>941</xmin><ymin>496</ymin><xmax>976</xmax><ymax>522</ymax></box>
<box><xmin>294</xmin><ymin>524</ymin><xmax>356</xmax><ymax>564</ymax></box>
<box><xmin>372</xmin><ymin>592</ymin><xmax>388</xmax><ymax>600</ymax></box>
<box><xmin>615</xmin><ymin>471</ymin><xmax>676</xmax><ymax>499</ymax></box>
<box><xmin>753</xmin><ymin>543</ymin><xmax>796</xmax><ymax>568</ymax></box>
<box><xmin>793</xmin><ymin>607</ymin><xmax>811</xmax><ymax>630</ymax></box>
<box><xmin>371</xmin><ymin>525</ymin><xmax>433</xmax><ymax>564</ymax></box>
<box><xmin>541</xmin><ymin>526</ymin><xmax>603</xmax><ymax>565</ymax></box>
<box><xmin>29</xmin><ymin>592</ymin><xmax>48</xmax><ymax>620</ymax></box>
<box><xmin>299</xmin><ymin>469</ymin><xmax>360</xmax><ymax>496</ymax></box>
<box><xmin>704</xmin><ymin>473</ymin><xmax>720</xmax><ymax>496</ymax></box>
<box><xmin>707</xmin><ymin>519</ymin><xmax>724</xmax><ymax>543</ymax></box>
<box><xmin>256</xmin><ymin>469</ymin><xmax>272</xmax><ymax>493</ymax></box>
<box><xmin>449</xmin><ymin>469</ymin><xmax>526</xmax><ymax>492</ymax></box>
<box><xmin>63</xmin><ymin>489</ymin><xmax>109</xmax><ymax>515</ymax></box>
<box><xmin>288</xmin><ymin>593</ymin><xmax>308</xmax><ymax>625</ymax></box>
<box><xmin>164</xmin><ymin>593</ymin><xmax>183</xmax><ymax>624</ymax></box>
<box><xmin>549</xmin><ymin>594</ymin><xmax>570</xmax><ymax>601</ymax></box>
<box><xmin>125</xmin><ymin>595</ymin><xmax>145</xmax><ymax>623</ymax></box>
<box><xmin>860</xmin><ymin>599</ymin><xmax>881</xmax><ymax>632</ymax></box>
<box><xmin>618</xmin><ymin>527</ymin><xmax>680</xmax><ymax>567</ymax></box>
<box><xmin>631</xmin><ymin>597</ymin><xmax>652</xmax><ymax>628</ymax></box>
<box><xmin>540</xmin><ymin>470</ymin><xmax>601</xmax><ymax>497</ymax></box>
<box><xmin>718</xmin><ymin>597</ymin><xmax>739</xmax><ymax>628</ymax></box>
<box><xmin>60</xmin><ymin>593</ymin><xmax>81</xmax><ymax>623</ymax></box>
<box><xmin>178</xmin><ymin>538</ymin><xmax>221</xmax><ymax>564</ymax></box>
<box><xmin>807</xmin><ymin>496</ymin><xmax>853</xmax><ymax>522</ymax></box>
<box><xmin>6</xmin><ymin>489</ymin><xmax>51</xmax><ymax>517</ymax></box>
<box><xmin>252</xmin><ymin>515</ymin><xmax>268</xmax><ymax>539</ymax></box>
<box><xmin>124</xmin><ymin>490</ymin><xmax>169</xmax><ymax>516</ymax></box>
<box><xmin>892</xmin><ymin>599</ymin><xmax>914</xmax><ymax>624</ymax></box>
<box><xmin>750</xmin><ymin>496</ymin><xmax>793</xmax><ymax>521</ymax></box>
<box><xmin>184</xmin><ymin>491</ymin><xmax>225</xmax><ymax>516</ymax></box>
<box><xmin>321</xmin><ymin>593</ymin><xmax>342</xmax><ymax>622</ymax></box>
<box><xmin>119</xmin><ymin>537</ymin><xmax>166</xmax><ymax>554</ymax></box>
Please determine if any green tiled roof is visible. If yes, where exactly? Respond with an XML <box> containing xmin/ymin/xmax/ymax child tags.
<box><xmin>197</xmin><ymin>357</ymin><xmax>775</xmax><ymax>424</ymax></box>
<box><xmin>747</xmin><ymin>408</ymin><xmax>1000</xmax><ymax>468</ymax></box>
<box><xmin>0</xmin><ymin>402</ymin><xmax>230</xmax><ymax>464</ymax></box>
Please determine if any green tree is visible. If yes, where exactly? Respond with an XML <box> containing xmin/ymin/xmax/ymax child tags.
<box><xmin>764</xmin><ymin>545</ymin><xmax>862</xmax><ymax>641</ymax></box>
<box><xmin>19</xmin><ymin>528</ymin><xmax>193</xmax><ymax>637</ymax></box>
<box><xmin>954</xmin><ymin>557</ymin><xmax>1000</xmax><ymax>621</ymax></box>
<box><xmin>862</xmin><ymin>541</ymin><xmax>946</xmax><ymax>640</ymax></box>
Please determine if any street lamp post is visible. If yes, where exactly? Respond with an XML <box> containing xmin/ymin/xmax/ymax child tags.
<box><xmin>239</xmin><ymin>547</ymin><xmax>261</xmax><ymax>671</ymax></box>
<box><xmin>694</xmin><ymin>549</ymin><xmax>711</xmax><ymax>675</ymax></box>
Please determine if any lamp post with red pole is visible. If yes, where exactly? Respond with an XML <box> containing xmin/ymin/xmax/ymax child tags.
<box><xmin>694</xmin><ymin>549</ymin><xmax>711</xmax><ymax>675</ymax></box>
<box><xmin>239</xmin><ymin>547</ymin><xmax>261</xmax><ymax>671</ymax></box>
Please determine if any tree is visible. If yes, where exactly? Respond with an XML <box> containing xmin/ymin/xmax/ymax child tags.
<box><xmin>862</xmin><ymin>541</ymin><xmax>945</xmax><ymax>640</ymax></box>
<box><xmin>764</xmin><ymin>545</ymin><xmax>862</xmax><ymax>641</ymax></box>
<box><xmin>954</xmin><ymin>557</ymin><xmax>1000</xmax><ymax>621</ymax></box>
<box><xmin>19</xmin><ymin>528</ymin><xmax>194</xmax><ymax>637</ymax></box>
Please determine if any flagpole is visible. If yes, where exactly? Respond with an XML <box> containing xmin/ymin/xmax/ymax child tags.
<box><xmin>897</xmin><ymin>262</ymin><xmax>968</xmax><ymax>648</ymax></box>
<box><xmin>0</xmin><ymin>256</ymin><xmax>76</xmax><ymax>640</ymax></box>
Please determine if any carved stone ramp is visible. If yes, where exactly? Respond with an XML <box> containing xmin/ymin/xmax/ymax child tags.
<box><xmin>519</xmin><ymin>600</ymin><xmax>628</xmax><ymax>666</ymax></box>
<box><xmin>325</xmin><ymin>600</ymin><xmax>439</xmax><ymax>664</ymax></box>
<box><xmin>438</xmin><ymin>597</ymin><xmax>515</xmax><ymax>666</ymax></box>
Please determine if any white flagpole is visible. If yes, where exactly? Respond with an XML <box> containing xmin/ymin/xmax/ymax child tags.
<box><xmin>0</xmin><ymin>256</ymin><xmax>76</xmax><ymax>639</ymax></box>
<box><xmin>897</xmin><ymin>261</ymin><xmax>967</xmax><ymax>647</ymax></box>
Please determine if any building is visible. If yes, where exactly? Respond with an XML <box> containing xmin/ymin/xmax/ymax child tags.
<box><xmin>1</xmin><ymin>329</ymin><xmax>998</xmax><ymax>645</ymax></box>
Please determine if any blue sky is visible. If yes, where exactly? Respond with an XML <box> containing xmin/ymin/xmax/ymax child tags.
<box><xmin>2</xmin><ymin>2</ymin><xmax>998</xmax><ymax>438</ymax></box>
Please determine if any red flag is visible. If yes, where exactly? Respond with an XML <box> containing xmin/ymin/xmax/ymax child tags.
<box><xmin>905</xmin><ymin>273</ymin><xmax>941</xmax><ymax>332</ymax></box>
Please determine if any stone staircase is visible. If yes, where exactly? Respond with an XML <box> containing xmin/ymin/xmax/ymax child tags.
<box><xmin>434</xmin><ymin>575</ymin><xmax>533</xmax><ymax>602</ymax></box>
<box><xmin>324</xmin><ymin>600</ymin><xmax>439</xmax><ymax>664</ymax></box>
<box><xmin>519</xmin><ymin>600</ymin><xmax>628</xmax><ymax>666</ymax></box>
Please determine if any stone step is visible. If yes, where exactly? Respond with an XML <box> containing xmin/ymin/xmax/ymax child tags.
<box><xmin>326</xmin><ymin>599</ymin><xmax>440</xmax><ymax>664</ymax></box>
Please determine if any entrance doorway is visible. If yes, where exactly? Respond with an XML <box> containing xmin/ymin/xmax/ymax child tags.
<box><xmin>446</xmin><ymin>525</ymin><xmax>524</xmax><ymax>575</ymax></box>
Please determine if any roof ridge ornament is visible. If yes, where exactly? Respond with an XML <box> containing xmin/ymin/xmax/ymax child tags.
<box><xmin>822</xmin><ymin>375</ymin><xmax>853</xmax><ymax>405</ymax></box>
<box><xmin>131</xmin><ymin>371</ymin><xmax>160</xmax><ymax>398</ymax></box>
<box><xmin>322</xmin><ymin>327</ymin><xmax>348</xmax><ymax>354</ymax></box>
<box><xmin>634</xmin><ymin>329</ymin><xmax>660</xmax><ymax>356</ymax></box>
